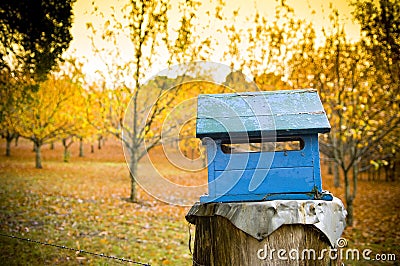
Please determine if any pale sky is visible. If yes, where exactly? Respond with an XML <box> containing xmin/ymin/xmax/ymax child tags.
<box><xmin>66</xmin><ymin>0</ymin><xmax>360</xmax><ymax>80</ymax></box>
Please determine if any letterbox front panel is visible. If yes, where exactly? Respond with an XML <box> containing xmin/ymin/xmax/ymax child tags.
<box><xmin>213</xmin><ymin>167</ymin><xmax>315</xmax><ymax>195</ymax></box>
<box><xmin>213</xmin><ymin>141</ymin><xmax>314</xmax><ymax>171</ymax></box>
<box><xmin>200</xmin><ymin>134</ymin><xmax>332</xmax><ymax>202</ymax></box>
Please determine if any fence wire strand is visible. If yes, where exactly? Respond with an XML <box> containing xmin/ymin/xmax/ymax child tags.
<box><xmin>0</xmin><ymin>232</ymin><xmax>150</xmax><ymax>266</ymax></box>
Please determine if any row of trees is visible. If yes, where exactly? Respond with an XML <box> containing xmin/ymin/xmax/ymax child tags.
<box><xmin>0</xmin><ymin>0</ymin><xmax>77</xmax><ymax>167</ymax></box>
<box><xmin>1</xmin><ymin>0</ymin><xmax>398</xmax><ymax>224</ymax></box>
<box><xmin>286</xmin><ymin>1</ymin><xmax>399</xmax><ymax>225</ymax></box>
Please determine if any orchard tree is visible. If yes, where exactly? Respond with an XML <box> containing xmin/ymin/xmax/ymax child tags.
<box><xmin>254</xmin><ymin>73</ymin><xmax>291</xmax><ymax>91</ymax></box>
<box><xmin>0</xmin><ymin>0</ymin><xmax>75</xmax><ymax>156</ymax></box>
<box><xmin>288</xmin><ymin>8</ymin><xmax>400</xmax><ymax>226</ymax></box>
<box><xmin>86</xmin><ymin>0</ymin><xmax>211</xmax><ymax>202</ymax></box>
<box><xmin>352</xmin><ymin>0</ymin><xmax>400</xmax><ymax>179</ymax></box>
<box><xmin>0</xmin><ymin>0</ymin><xmax>75</xmax><ymax>82</ymax></box>
<box><xmin>245</xmin><ymin>4</ymin><xmax>310</xmax><ymax>78</ymax></box>
<box><xmin>352</xmin><ymin>0</ymin><xmax>399</xmax><ymax>63</ymax></box>
<box><xmin>60</xmin><ymin>59</ymin><xmax>94</xmax><ymax>161</ymax></box>
<box><xmin>0</xmin><ymin>68</ymin><xmax>23</xmax><ymax>156</ymax></box>
<box><xmin>12</xmin><ymin>74</ymin><xmax>85</xmax><ymax>168</ymax></box>
<box><xmin>220</xmin><ymin>3</ymin><xmax>316</xmax><ymax>90</ymax></box>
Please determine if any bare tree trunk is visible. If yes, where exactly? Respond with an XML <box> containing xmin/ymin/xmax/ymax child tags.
<box><xmin>5</xmin><ymin>135</ymin><xmax>13</xmax><ymax>156</ymax></box>
<box><xmin>328</xmin><ymin>160</ymin><xmax>333</xmax><ymax>175</ymax></box>
<box><xmin>98</xmin><ymin>135</ymin><xmax>102</xmax><ymax>150</ymax></box>
<box><xmin>333</xmin><ymin>161</ymin><xmax>340</xmax><ymax>187</ymax></box>
<box><xmin>91</xmin><ymin>144</ymin><xmax>94</xmax><ymax>153</ymax></box>
<box><xmin>63</xmin><ymin>148</ymin><xmax>70</xmax><ymax>162</ymax></box>
<box><xmin>62</xmin><ymin>139</ymin><xmax>68</xmax><ymax>162</ymax></box>
<box><xmin>34</xmin><ymin>141</ymin><xmax>43</xmax><ymax>169</ymax></box>
<box><xmin>332</xmin><ymin>135</ymin><xmax>340</xmax><ymax>188</ymax></box>
<box><xmin>346</xmin><ymin>197</ymin><xmax>354</xmax><ymax>226</ymax></box>
<box><xmin>79</xmin><ymin>137</ymin><xmax>84</xmax><ymax>157</ymax></box>
<box><xmin>344</xmin><ymin>170</ymin><xmax>354</xmax><ymax>226</ymax></box>
<box><xmin>15</xmin><ymin>134</ymin><xmax>19</xmax><ymax>147</ymax></box>
<box><xmin>352</xmin><ymin>162</ymin><xmax>358</xmax><ymax>203</ymax></box>
<box><xmin>129</xmin><ymin>152</ymin><xmax>138</xmax><ymax>202</ymax></box>
<box><xmin>62</xmin><ymin>138</ymin><xmax>73</xmax><ymax>162</ymax></box>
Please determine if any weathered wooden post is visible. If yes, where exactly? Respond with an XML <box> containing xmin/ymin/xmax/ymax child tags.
<box><xmin>186</xmin><ymin>89</ymin><xmax>347</xmax><ymax>265</ymax></box>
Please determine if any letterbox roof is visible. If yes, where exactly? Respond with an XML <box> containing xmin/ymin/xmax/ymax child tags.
<box><xmin>196</xmin><ymin>89</ymin><xmax>330</xmax><ymax>140</ymax></box>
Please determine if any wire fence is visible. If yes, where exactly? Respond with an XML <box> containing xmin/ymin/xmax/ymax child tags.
<box><xmin>0</xmin><ymin>232</ymin><xmax>150</xmax><ymax>265</ymax></box>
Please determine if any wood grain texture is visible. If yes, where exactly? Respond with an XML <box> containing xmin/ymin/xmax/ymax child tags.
<box><xmin>192</xmin><ymin>216</ymin><xmax>340</xmax><ymax>266</ymax></box>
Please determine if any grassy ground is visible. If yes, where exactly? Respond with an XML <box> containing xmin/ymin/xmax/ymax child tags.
<box><xmin>0</xmin><ymin>138</ymin><xmax>399</xmax><ymax>265</ymax></box>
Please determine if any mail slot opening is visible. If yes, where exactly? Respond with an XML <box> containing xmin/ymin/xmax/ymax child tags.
<box><xmin>221</xmin><ymin>138</ymin><xmax>304</xmax><ymax>154</ymax></box>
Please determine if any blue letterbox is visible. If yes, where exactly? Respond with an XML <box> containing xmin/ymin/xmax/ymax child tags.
<box><xmin>196</xmin><ymin>89</ymin><xmax>333</xmax><ymax>203</ymax></box>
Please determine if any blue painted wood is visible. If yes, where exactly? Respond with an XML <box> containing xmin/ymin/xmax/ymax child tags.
<box><xmin>310</xmin><ymin>134</ymin><xmax>323</xmax><ymax>192</ymax></box>
<box><xmin>213</xmin><ymin>167</ymin><xmax>315</xmax><ymax>195</ymax></box>
<box><xmin>200</xmin><ymin>192</ymin><xmax>333</xmax><ymax>203</ymax></box>
<box><xmin>196</xmin><ymin>89</ymin><xmax>330</xmax><ymax>140</ymax></box>
<box><xmin>214</xmin><ymin>135</ymin><xmax>314</xmax><ymax>171</ymax></box>
<box><xmin>197</xmin><ymin>89</ymin><xmax>332</xmax><ymax>202</ymax></box>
